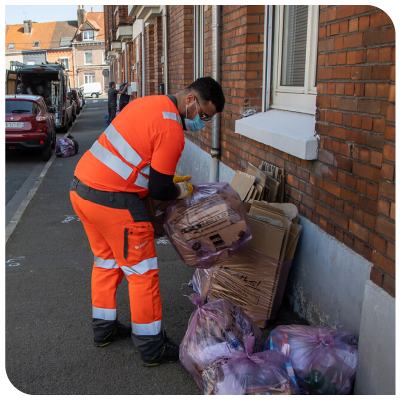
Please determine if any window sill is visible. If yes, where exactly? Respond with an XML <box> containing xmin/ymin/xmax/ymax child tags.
<box><xmin>235</xmin><ymin>109</ymin><xmax>318</xmax><ymax>160</ymax></box>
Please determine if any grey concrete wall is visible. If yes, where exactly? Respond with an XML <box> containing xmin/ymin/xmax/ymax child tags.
<box><xmin>286</xmin><ymin>217</ymin><xmax>372</xmax><ymax>334</ymax></box>
<box><xmin>354</xmin><ymin>280</ymin><xmax>395</xmax><ymax>395</ymax></box>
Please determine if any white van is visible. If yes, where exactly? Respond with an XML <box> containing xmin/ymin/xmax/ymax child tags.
<box><xmin>80</xmin><ymin>82</ymin><xmax>102</xmax><ymax>98</ymax></box>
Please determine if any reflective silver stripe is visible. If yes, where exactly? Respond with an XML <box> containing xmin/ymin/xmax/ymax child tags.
<box><xmin>134</xmin><ymin>172</ymin><xmax>149</xmax><ymax>189</ymax></box>
<box><xmin>131</xmin><ymin>320</ymin><xmax>161</xmax><ymax>336</ymax></box>
<box><xmin>89</xmin><ymin>141</ymin><xmax>133</xmax><ymax>180</ymax></box>
<box><xmin>141</xmin><ymin>163</ymin><xmax>150</xmax><ymax>176</ymax></box>
<box><xmin>94</xmin><ymin>256</ymin><xmax>119</xmax><ymax>269</ymax></box>
<box><xmin>92</xmin><ymin>306</ymin><xmax>117</xmax><ymax>321</ymax></box>
<box><xmin>121</xmin><ymin>257</ymin><xmax>158</xmax><ymax>276</ymax></box>
<box><xmin>104</xmin><ymin>124</ymin><xmax>143</xmax><ymax>167</ymax></box>
<box><xmin>163</xmin><ymin>111</ymin><xmax>182</xmax><ymax>127</ymax></box>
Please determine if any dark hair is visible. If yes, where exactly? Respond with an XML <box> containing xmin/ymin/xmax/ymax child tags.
<box><xmin>109</xmin><ymin>82</ymin><xmax>115</xmax><ymax>88</ymax></box>
<box><xmin>188</xmin><ymin>76</ymin><xmax>225</xmax><ymax>113</ymax></box>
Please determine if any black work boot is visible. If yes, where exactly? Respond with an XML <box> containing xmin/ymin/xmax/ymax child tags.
<box><xmin>140</xmin><ymin>330</ymin><xmax>180</xmax><ymax>367</ymax></box>
<box><xmin>93</xmin><ymin>321</ymin><xmax>131</xmax><ymax>347</ymax></box>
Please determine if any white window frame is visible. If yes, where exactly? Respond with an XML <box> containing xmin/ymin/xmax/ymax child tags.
<box><xmin>194</xmin><ymin>5</ymin><xmax>204</xmax><ymax>80</ymax></box>
<box><xmin>84</xmin><ymin>73</ymin><xmax>95</xmax><ymax>84</ymax></box>
<box><xmin>59</xmin><ymin>57</ymin><xmax>70</xmax><ymax>70</ymax></box>
<box><xmin>235</xmin><ymin>5</ymin><xmax>319</xmax><ymax>160</ymax></box>
<box><xmin>84</xmin><ymin>51</ymin><xmax>93</xmax><ymax>65</ymax></box>
<box><xmin>270</xmin><ymin>5</ymin><xmax>319</xmax><ymax>115</ymax></box>
<box><xmin>83</xmin><ymin>30</ymin><xmax>94</xmax><ymax>41</ymax></box>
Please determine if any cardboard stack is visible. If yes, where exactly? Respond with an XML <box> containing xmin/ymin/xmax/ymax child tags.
<box><xmin>191</xmin><ymin>164</ymin><xmax>301</xmax><ymax>328</ymax></box>
<box><xmin>230</xmin><ymin>162</ymin><xmax>285</xmax><ymax>203</ymax></box>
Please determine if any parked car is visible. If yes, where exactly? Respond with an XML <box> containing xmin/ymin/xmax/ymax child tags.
<box><xmin>5</xmin><ymin>94</ymin><xmax>56</xmax><ymax>161</ymax></box>
<box><xmin>80</xmin><ymin>82</ymin><xmax>102</xmax><ymax>98</ymax></box>
<box><xmin>71</xmin><ymin>88</ymin><xmax>83</xmax><ymax>115</ymax></box>
<box><xmin>6</xmin><ymin>63</ymin><xmax>75</xmax><ymax>133</ymax></box>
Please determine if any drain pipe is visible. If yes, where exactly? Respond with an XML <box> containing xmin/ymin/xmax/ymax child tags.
<box><xmin>209</xmin><ymin>5</ymin><xmax>221</xmax><ymax>183</ymax></box>
<box><xmin>162</xmin><ymin>6</ymin><xmax>169</xmax><ymax>95</ymax></box>
<box><xmin>141</xmin><ymin>21</ymin><xmax>146</xmax><ymax>97</ymax></box>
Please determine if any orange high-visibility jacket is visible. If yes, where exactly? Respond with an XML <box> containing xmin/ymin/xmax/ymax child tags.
<box><xmin>74</xmin><ymin>95</ymin><xmax>185</xmax><ymax>198</ymax></box>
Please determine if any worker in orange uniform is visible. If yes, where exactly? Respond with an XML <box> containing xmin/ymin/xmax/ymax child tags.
<box><xmin>70</xmin><ymin>76</ymin><xmax>225</xmax><ymax>366</ymax></box>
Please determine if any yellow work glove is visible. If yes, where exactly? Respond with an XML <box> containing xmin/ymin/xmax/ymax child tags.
<box><xmin>173</xmin><ymin>174</ymin><xmax>192</xmax><ymax>183</ymax></box>
<box><xmin>176</xmin><ymin>182</ymin><xmax>194</xmax><ymax>199</ymax></box>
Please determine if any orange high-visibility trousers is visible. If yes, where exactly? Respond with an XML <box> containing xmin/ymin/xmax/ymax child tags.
<box><xmin>70</xmin><ymin>184</ymin><xmax>162</xmax><ymax>338</ymax></box>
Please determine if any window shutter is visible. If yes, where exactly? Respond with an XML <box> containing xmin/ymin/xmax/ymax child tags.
<box><xmin>281</xmin><ymin>5</ymin><xmax>308</xmax><ymax>87</ymax></box>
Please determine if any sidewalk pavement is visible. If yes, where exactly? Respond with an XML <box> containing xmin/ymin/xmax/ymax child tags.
<box><xmin>5</xmin><ymin>102</ymin><xmax>308</xmax><ymax>395</ymax></box>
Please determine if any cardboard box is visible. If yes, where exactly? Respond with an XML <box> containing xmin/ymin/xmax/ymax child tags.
<box><xmin>230</xmin><ymin>171</ymin><xmax>256</xmax><ymax>201</ymax></box>
<box><xmin>191</xmin><ymin>201</ymin><xmax>302</xmax><ymax>328</ymax></box>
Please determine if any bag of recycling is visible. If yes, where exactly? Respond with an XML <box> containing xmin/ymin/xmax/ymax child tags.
<box><xmin>268</xmin><ymin>325</ymin><xmax>358</xmax><ymax>395</ymax></box>
<box><xmin>55</xmin><ymin>137</ymin><xmax>77</xmax><ymax>157</ymax></box>
<box><xmin>202</xmin><ymin>335</ymin><xmax>299</xmax><ymax>395</ymax></box>
<box><xmin>141</xmin><ymin>195</ymin><xmax>172</xmax><ymax>238</ymax></box>
<box><xmin>179</xmin><ymin>294</ymin><xmax>263</xmax><ymax>390</ymax></box>
<box><xmin>164</xmin><ymin>182</ymin><xmax>252</xmax><ymax>269</ymax></box>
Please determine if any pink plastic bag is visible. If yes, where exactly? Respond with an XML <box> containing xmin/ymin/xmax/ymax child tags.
<box><xmin>202</xmin><ymin>335</ymin><xmax>300</xmax><ymax>395</ymax></box>
<box><xmin>179</xmin><ymin>294</ymin><xmax>263</xmax><ymax>390</ymax></box>
<box><xmin>164</xmin><ymin>182</ymin><xmax>252</xmax><ymax>269</ymax></box>
<box><xmin>268</xmin><ymin>325</ymin><xmax>358</xmax><ymax>395</ymax></box>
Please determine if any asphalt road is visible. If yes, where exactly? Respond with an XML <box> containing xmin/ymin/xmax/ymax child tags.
<box><xmin>5</xmin><ymin>98</ymin><xmax>308</xmax><ymax>395</ymax></box>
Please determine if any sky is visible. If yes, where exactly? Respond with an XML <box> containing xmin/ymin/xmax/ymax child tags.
<box><xmin>5</xmin><ymin>4</ymin><xmax>105</xmax><ymax>25</ymax></box>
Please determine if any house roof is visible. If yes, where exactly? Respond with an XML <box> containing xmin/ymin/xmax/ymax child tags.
<box><xmin>5</xmin><ymin>20</ymin><xmax>78</xmax><ymax>52</ymax></box>
<box><xmin>75</xmin><ymin>11</ymin><xmax>105</xmax><ymax>41</ymax></box>
<box><xmin>5</xmin><ymin>22</ymin><xmax>57</xmax><ymax>52</ymax></box>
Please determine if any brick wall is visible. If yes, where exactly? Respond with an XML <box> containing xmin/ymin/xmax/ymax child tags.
<box><xmin>116</xmin><ymin>5</ymin><xmax>130</xmax><ymax>26</ymax></box>
<box><xmin>315</xmin><ymin>5</ymin><xmax>395</xmax><ymax>296</ymax></box>
<box><xmin>154</xmin><ymin>16</ymin><xmax>164</xmax><ymax>95</ymax></box>
<box><xmin>145</xmin><ymin>24</ymin><xmax>155</xmax><ymax>96</ymax></box>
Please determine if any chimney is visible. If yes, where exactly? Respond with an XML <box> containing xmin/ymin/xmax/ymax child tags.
<box><xmin>23</xmin><ymin>20</ymin><xmax>32</xmax><ymax>34</ymax></box>
<box><xmin>77</xmin><ymin>6</ymin><xmax>86</xmax><ymax>27</ymax></box>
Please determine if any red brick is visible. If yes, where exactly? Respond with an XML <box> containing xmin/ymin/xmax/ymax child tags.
<box><xmin>366</xmin><ymin>182</ymin><xmax>379</xmax><ymax>199</ymax></box>
<box><xmin>359</xmin><ymin>196</ymin><xmax>378</xmax><ymax>215</ymax></box>
<box><xmin>343</xmin><ymin>32</ymin><xmax>363</xmax><ymax>49</ymax></box>
<box><xmin>382</xmin><ymin>276</ymin><xmax>395</xmax><ymax>298</ymax></box>
<box><xmin>349</xmin><ymin>220</ymin><xmax>370</xmax><ymax>242</ymax></box>
<box><xmin>383</xmin><ymin>144</ymin><xmax>395</xmax><ymax>162</ymax></box>
<box><xmin>352</xmin><ymin>161</ymin><xmax>381</xmax><ymax>182</ymax></box>
<box><xmin>336</xmin><ymin>5</ymin><xmax>355</xmax><ymax>19</ymax></box>
<box><xmin>387</xmin><ymin>241</ymin><xmax>395</xmax><ymax>261</ymax></box>
<box><xmin>378</xmin><ymin>199</ymin><xmax>390</xmax><ymax>216</ymax></box>
<box><xmin>331</xmin><ymin>209</ymin><xmax>349</xmax><ymax>230</ymax></box>
<box><xmin>379</xmin><ymin>180</ymin><xmax>395</xmax><ymax>201</ymax></box>
<box><xmin>370</xmin><ymin>267</ymin><xmax>383</xmax><ymax>287</ymax></box>
<box><xmin>381</xmin><ymin>163</ymin><xmax>394</xmax><ymax>181</ymax></box>
<box><xmin>349</xmin><ymin>17</ymin><xmax>359</xmax><ymax>32</ymax></box>
<box><xmin>372</xmin><ymin>250</ymin><xmax>395</xmax><ymax>278</ymax></box>
<box><xmin>375</xmin><ymin>217</ymin><xmax>395</xmax><ymax>241</ymax></box>
<box><xmin>341</xmin><ymin>187</ymin><xmax>360</xmax><ymax>205</ymax></box>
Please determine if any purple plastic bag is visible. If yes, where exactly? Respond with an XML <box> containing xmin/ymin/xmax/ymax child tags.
<box><xmin>56</xmin><ymin>137</ymin><xmax>76</xmax><ymax>157</ymax></box>
<box><xmin>202</xmin><ymin>335</ymin><xmax>300</xmax><ymax>395</ymax></box>
<box><xmin>268</xmin><ymin>325</ymin><xmax>358</xmax><ymax>395</ymax></box>
<box><xmin>179</xmin><ymin>294</ymin><xmax>263</xmax><ymax>390</ymax></box>
<box><xmin>164</xmin><ymin>182</ymin><xmax>252</xmax><ymax>269</ymax></box>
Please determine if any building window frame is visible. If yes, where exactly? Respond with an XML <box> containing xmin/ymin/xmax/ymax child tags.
<box><xmin>84</xmin><ymin>51</ymin><xmax>93</xmax><ymax>65</ymax></box>
<box><xmin>84</xmin><ymin>72</ymin><xmax>96</xmax><ymax>84</ymax></box>
<box><xmin>270</xmin><ymin>4</ymin><xmax>319</xmax><ymax>115</ymax></box>
<box><xmin>83</xmin><ymin>30</ymin><xmax>94</xmax><ymax>41</ymax></box>
<box><xmin>33</xmin><ymin>41</ymin><xmax>40</xmax><ymax>47</ymax></box>
<box><xmin>59</xmin><ymin>57</ymin><xmax>70</xmax><ymax>70</ymax></box>
<box><xmin>8</xmin><ymin>43</ymin><xmax>15</xmax><ymax>50</ymax></box>
<box><xmin>194</xmin><ymin>5</ymin><xmax>204</xmax><ymax>80</ymax></box>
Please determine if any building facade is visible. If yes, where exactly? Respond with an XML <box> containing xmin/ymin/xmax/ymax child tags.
<box><xmin>103</xmin><ymin>5</ymin><xmax>395</xmax><ymax>394</ymax></box>
<box><xmin>72</xmin><ymin>6</ymin><xmax>108</xmax><ymax>92</ymax></box>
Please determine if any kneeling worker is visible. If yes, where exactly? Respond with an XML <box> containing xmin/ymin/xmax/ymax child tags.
<box><xmin>70</xmin><ymin>76</ymin><xmax>225</xmax><ymax>366</ymax></box>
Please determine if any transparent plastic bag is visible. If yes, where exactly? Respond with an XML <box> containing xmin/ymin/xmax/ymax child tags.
<box><xmin>164</xmin><ymin>182</ymin><xmax>252</xmax><ymax>269</ymax></box>
<box><xmin>56</xmin><ymin>137</ymin><xmax>76</xmax><ymax>157</ymax></box>
<box><xmin>179</xmin><ymin>294</ymin><xmax>263</xmax><ymax>390</ymax></box>
<box><xmin>268</xmin><ymin>325</ymin><xmax>358</xmax><ymax>395</ymax></box>
<box><xmin>202</xmin><ymin>335</ymin><xmax>300</xmax><ymax>395</ymax></box>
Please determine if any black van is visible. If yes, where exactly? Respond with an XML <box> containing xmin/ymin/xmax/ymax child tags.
<box><xmin>6</xmin><ymin>62</ymin><xmax>76</xmax><ymax>133</ymax></box>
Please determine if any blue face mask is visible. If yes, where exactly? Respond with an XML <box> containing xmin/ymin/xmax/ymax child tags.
<box><xmin>184</xmin><ymin>103</ymin><xmax>206</xmax><ymax>131</ymax></box>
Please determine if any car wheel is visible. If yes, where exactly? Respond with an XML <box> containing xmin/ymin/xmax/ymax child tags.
<box><xmin>92</xmin><ymin>93</ymin><xmax>97</xmax><ymax>98</ymax></box>
<box><xmin>73</xmin><ymin>111</ymin><xmax>76</xmax><ymax>122</ymax></box>
<box><xmin>68</xmin><ymin>115</ymin><xmax>73</xmax><ymax>126</ymax></box>
<box><xmin>41</xmin><ymin>144</ymin><xmax>52</xmax><ymax>162</ymax></box>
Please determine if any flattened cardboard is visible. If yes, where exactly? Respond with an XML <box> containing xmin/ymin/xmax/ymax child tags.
<box><xmin>230</xmin><ymin>171</ymin><xmax>256</xmax><ymax>201</ymax></box>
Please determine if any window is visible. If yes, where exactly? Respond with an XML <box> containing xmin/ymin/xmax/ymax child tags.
<box><xmin>194</xmin><ymin>5</ymin><xmax>204</xmax><ymax>80</ymax></box>
<box><xmin>84</xmin><ymin>73</ymin><xmax>95</xmax><ymax>83</ymax></box>
<box><xmin>83</xmin><ymin>31</ymin><xmax>94</xmax><ymax>41</ymax></box>
<box><xmin>271</xmin><ymin>5</ymin><xmax>319</xmax><ymax>114</ymax></box>
<box><xmin>27</xmin><ymin>61</ymin><xmax>35</xmax><ymax>65</ymax></box>
<box><xmin>59</xmin><ymin>57</ymin><xmax>70</xmax><ymax>70</ymax></box>
<box><xmin>33</xmin><ymin>41</ymin><xmax>40</xmax><ymax>47</ymax></box>
<box><xmin>8</xmin><ymin>43</ymin><xmax>15</xmax><ymax>50</ymax></box>
<box><xmin>84</xmin><ymin>51</ymin><xmax>93</xmax><ymax>65</ymax></box>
